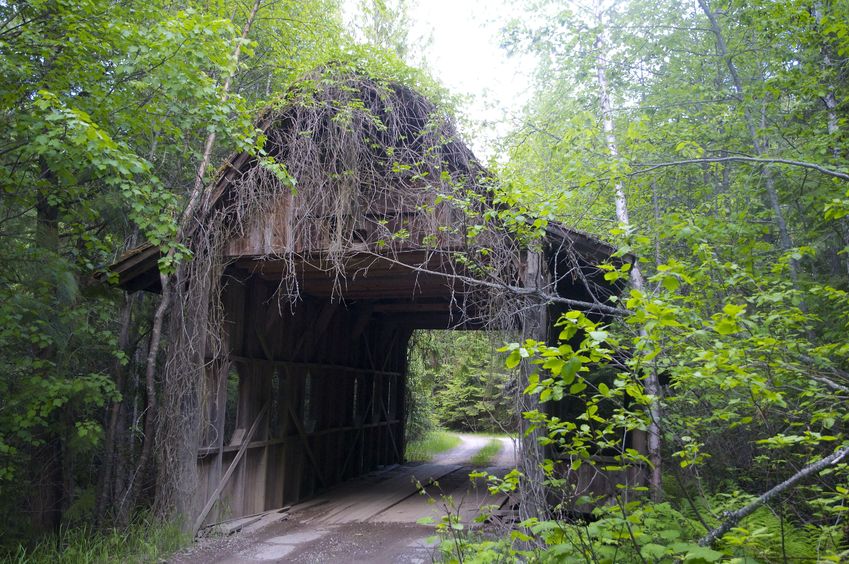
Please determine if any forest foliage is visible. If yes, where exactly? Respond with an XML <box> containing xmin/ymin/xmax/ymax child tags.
<box><xmin>1</xmin><ymin>0</ymin><xmax>849</xmax><ymax>561</ymax></box>
<box><xmin>407</xmin><ymin>331</ymin><xmax>516</xmax><ymax>438</ymax></box>
<box><xmin>1</xmin><ymin>0</ymin><xmax>351</xmax><ymax>548</ymax></box>
<box><xmin>444</xmin><ymin>0</ymin><xmax>849</xmax><ymax>561</ymax></box>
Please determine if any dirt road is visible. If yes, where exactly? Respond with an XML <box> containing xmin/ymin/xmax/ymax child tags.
<box><xmin>434</xmin><ymin>434</ymin><xmax>515</xmax><ymax>467</ymax></box>
<box><xmin>174</xmin><ymin>434</ymin><xmax>515</xmax><ymax>564</ymax></box>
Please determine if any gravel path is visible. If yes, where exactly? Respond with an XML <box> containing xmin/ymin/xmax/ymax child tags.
<box><xmin>433</xmin><ymin>433</ymin><xmax>491</xmax><ymax>464</ymax></box>
<box><xmin>433</xmin><ymin>433</ymin><xmax>517</xmax><ymax>467</ymax></box>
<box><xmin>175</xmin><ymin>433</ymin><xmax>517</xmax><ymax>563</ymax></box>
<box><xmin>435</xmin><ymin>433</ymin><xmax>517</xmax><ymax>468</ymax></box>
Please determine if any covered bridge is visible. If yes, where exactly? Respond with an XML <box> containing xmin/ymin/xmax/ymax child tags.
<box><xmin>110</xmin><ymin>69</ymin><xmax>624</xmax><ymax>529</ymax></box>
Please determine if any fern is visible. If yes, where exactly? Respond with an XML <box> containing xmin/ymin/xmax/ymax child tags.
<box><xmin>672</xmin><ymin>489</ymin><xmax>846</xmax><ymax>562</ymax></box>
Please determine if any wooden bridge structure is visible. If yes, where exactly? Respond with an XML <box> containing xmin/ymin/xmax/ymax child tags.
<box><xmin>108</xmin><ymin>71</ymin><xmax>624</xmax><ymax>530</ymax></box>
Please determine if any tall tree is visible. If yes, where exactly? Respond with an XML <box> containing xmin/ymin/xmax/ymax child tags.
<box><xmin>491</xmin><ymin>0</ymin><xmax>849</xmax><ymax>555</ymax></box>
<box><xmin>591</xmin><ymin>0</ymin><xmax>662</xmax><ymax>498</ymax></box>
<box><xmin>0</xmin><ymin>0</ymin><xmax>347</xmax><ymax>541</ymax></box>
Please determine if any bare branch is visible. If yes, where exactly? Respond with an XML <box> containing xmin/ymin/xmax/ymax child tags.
<box><xmin>632</xmin><ymin>157</ymin><xmax>849</xmax><ymax>182</ymax></box>
<box><xmin>795</xmin><ymin>354</ymin><xmax>849</xmax><ymax>394</ymax></box>
<box><xmin>700</xmin><ymin>446</ymin><xmax>849</xmax><ymax>547</ymax></box>
<box><xmin>359</xmin><ymin>250</ymin><xmax>631</xmax><ymax>317</ymax></box>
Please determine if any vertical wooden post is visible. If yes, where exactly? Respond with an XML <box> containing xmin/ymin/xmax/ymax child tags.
<box><xmin>206</xmin><ymin>358</ymin><xmax>230</xmax><ymax>523</ymax></box>
<box><xmin>395</xmin><ymin>329</ymin><xmax>412</xmax><ymax>464</ymax></box>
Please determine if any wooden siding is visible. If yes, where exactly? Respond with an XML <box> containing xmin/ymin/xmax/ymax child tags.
<box><xmin>194</xmin><ymin>274</ymin><xmax>411</xmax><ymax>526</ymax></box>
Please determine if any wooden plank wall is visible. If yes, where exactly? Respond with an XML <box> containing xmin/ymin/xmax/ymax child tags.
<box><xmin>194</xmin><ymin>274</ymin><xmax>411</xmax><ymax>526</ymax></box>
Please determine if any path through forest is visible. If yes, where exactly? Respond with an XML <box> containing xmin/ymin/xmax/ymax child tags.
<box><xmin>175</xmin><ymin>434</ymin><xmax>516</xmax><ymax>563</ymax></box>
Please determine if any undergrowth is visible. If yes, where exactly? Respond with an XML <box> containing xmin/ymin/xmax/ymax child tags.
<box><xmin>406</xmin><ymin>430</ymin><xmax>461</xmax><ymax>462</ymax></box>
<box><xmin>429</xmin><ymin>489</ymin><xmax>848</xmax><ymax>563</ymax></box>
<box><xmin>8</xmin><ymin>513</ymin><xmax>190</xmax><ymax>564</ymax></box>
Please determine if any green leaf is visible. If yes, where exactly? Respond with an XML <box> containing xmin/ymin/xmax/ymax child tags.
<box><xmin>641</xmin><ymin>543</ymin><xmax>669</xmax><ymax>559</ymax></box>
<box><xmin>684</xmin><ymin>546</ymin><xmax>724</xmax><ymax>562</ymax></box>
<box><xmin>543</xmin><ymin>357</ymin><xmax>566</xmax><ymax>375</ymax></box>
<box><xmin>662</xmin><ymin>275</ymin><xmax>680</xmax><ymax>291</ymax></box>
<box><xmin>506</xmin><ymin>350</ymin><xmax>522</xmax><ymax>369</ymax></box>
<box><xmin>559</xmin><ymin>358</ymin><xmax>581</xmax><ymax>385</ymax></box>
<box><xmin>714</xmin><ymin>319</ymin><xmax>738</xmax><ymax>335</ymax></box>
<box><xmin>589</xmin><ymin>330</ymin><xmax>608</xmax><ymax>342</ymax></box>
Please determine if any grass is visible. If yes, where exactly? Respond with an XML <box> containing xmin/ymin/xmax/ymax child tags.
<box><xmin>9</xmin><ymin>513</ymin><xmax>190</xmax><ymax>564</ymax></box>
<box><xmin>406</xmin><ymin>429</ymin><xmax>461</xmax><ymax>462</ymax></box>
<box><xmin>470</xmin><ymin>439</ymin><xmax>503</xmax><ymax>467</ymax></box>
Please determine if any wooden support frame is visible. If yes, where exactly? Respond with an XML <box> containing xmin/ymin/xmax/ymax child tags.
<box><xmin>279</xmin><ymin>365</ymin><xmax>328</xmax><ymax>488</ymax></box>
<box><xmin>230</xmin><ymin>356</ymin><xmax>401</xmax><ymax>377</ymax></box>
<box><xmin>193</xmin><ymin>278</ymin><xmax>415</xmax><ymax>525</ymax></box>
<box><xmin>105</xmin><ymin>82</ymin><xmax>624</xmax><ymax>526</ymax></box>
<box><xmin>193</xmin><ymin>402</ymin><xmax>269</xmax><ymax>535</ymax></box>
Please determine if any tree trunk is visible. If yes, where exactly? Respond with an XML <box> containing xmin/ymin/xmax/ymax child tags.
<box><xmin>96</xmin><ymin>293</ymin><xmax>135</xmax><ymax>524</ymax></box>
<box><xmin>117</xmin><ymin>274</ymin><xmax>169</xmax><ymax>525</ymax></box>
<box><xmin>592</xmin><ymin>2</ymin><xmax>663</xmax><ymax>501</ymax></box>
<box><xmin>813</xmin><ymin>3</ymin><xmax>849</xmax><ymax>276</ymax></box>
<box><xmin>135</xmin><ymin>0</ymin><xmax>264</xmax><ymax>524</ymax></box>
<box><xmin>697</xmin><ymin>0</ymin><xmax>800</xmax><ymax>282</ymax></box>
<box><xmin>518</xmin><ymin>250</ymin><xmax>550</xmax><ymax>521</ymax></box>
<box><xmin>31</xmin><ymin>192</ymin><xmax>64</xmax><ymax>533</ymax></box>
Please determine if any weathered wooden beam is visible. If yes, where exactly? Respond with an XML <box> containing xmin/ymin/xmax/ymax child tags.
<box><xmin>192</xmin><ymin>402</ymin><xmax>269</xmax><ymax>536</ymax></box>
<box><xmin>254</xmin><ymin>327</ymin><xmax>274</xmax><ymax>362</ymax></box>
<box><xmin>338</xmin><ymin>392</ymin><xmax>375</xmax><ymax>479</ymax></box>
<box><xmin>234</xmin><ymin>250</ymin><xmax>458</xmax><ymax>275</ymax></box>
<box><xmin>195</xmin><ymin>419</ymin><xmax>404</xmax><ymax>457</ymax></box>
<box><xmin>372</xmin><ymin>302</ymin><xmax>454</xmax><ymax>313</ymax></box>
<box><xmin>298</xmin><ymin>278</ymin><xmax>449</xmax><ymax>293</ymax></box>
<box><xmin>230</xmin><ymin>356</ymin><xmax>401</xmax><ymax>377</ymax></box>
<box><xmin>207</xmin><ymin>358</ymin><xmax>230</xmax><ymax>523</ymax></box>
<box><xmin>291</xmin><ymin>301</ymin><xmax>338</xmax><ymax>360</ymax></box>
<box><xmin>380</xmin><ymin>328</ymin><xmax>398</xmax><ymax>371</ymax></box>
<box><xmin>350</xmin><ymin>303</ymin><xmax>374</xmax><ymax>341</ymax></box>
<box><xmin>286</xmin><ymin>402</ymin><xmax>328</xmax><ymax>489</ymax></box>
<box><xmin>518</xmin><ymin>250</ymin><xmax>549</xmax><ymax>522</ymax></box>
<box><xmin>379</xmin><ymin>396</ymin><xmax>402</xmax><ymax>462</ymax></box>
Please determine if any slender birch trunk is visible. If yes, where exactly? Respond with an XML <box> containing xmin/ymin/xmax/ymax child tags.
<box><xmin>813</xmin><ymin>3</ymin><xmax>840</xmax><ymax>160</ymax></box>
<box><xmin>592</xmin><ymin>1</ymin><xmax>663</xmax><ymax>501</ymax></box>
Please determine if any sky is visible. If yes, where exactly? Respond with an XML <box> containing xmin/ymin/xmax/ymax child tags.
<box><xmin>345</xmin><ymin>0</ymin><xmax>538</xmax><ymax>159</ymax></box>
<box><xmin>407</xmin><ymin>0</ymin><xmax>537</xmax><ymax>157</ymax></box>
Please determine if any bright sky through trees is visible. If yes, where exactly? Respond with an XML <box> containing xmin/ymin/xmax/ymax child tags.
<box><xmin>408</xmin><ymin>0</ymin><xmax>536</xmax><ymax>156</ymax></box>
<box><xmin>345</xmin><ymin>0</ymin><xmax>536</xmax><ymax>157</ymax></box>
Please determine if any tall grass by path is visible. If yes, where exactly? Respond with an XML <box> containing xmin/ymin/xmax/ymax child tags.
<box><xmin>470</xmin><ymin>439</ymin><xmax>503</xmax><ymax>467</ymax></box>
<box><xmin>405</xmin><ymin>429</ymin><xmax>461</xmax><ymax>462</ymax></box>
<box><xmin>9</xmin><ymin>513</ymin><xmax>190</xmax><ymax>564</ymax></box>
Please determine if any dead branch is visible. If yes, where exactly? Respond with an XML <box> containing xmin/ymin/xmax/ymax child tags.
<box><xmin>700</xmin><ymin>445</ymin><xmax>849</xmax><ymax>547</ymax></box>
<box><xmin>632</xmin><ymin>157</ymin><xmax>849</xmax><ymax>182</ymax></box>
<box><xmin>795</xmin><ymin>354</ymin><xmax>849</xmax><ymax>394</ymax></box>
<box><xmin>359</xmin><ymin>250</ymin><xmax>630</xmax><ymax>317</ymax></box>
